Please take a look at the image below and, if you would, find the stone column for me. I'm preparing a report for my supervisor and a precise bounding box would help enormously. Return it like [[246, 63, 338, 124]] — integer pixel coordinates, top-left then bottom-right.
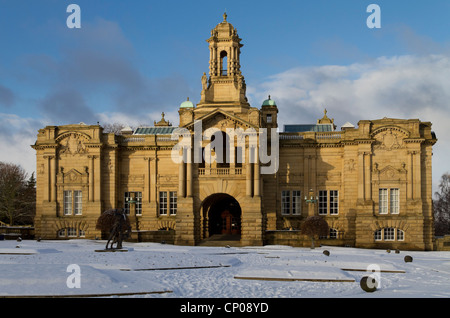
[[186, 149, 193, 198], [144, 157, 151, 203], [246, 146, 253, 197], [88, 155, 94, 202], [253, 146, 260, 197], [94, 155, 101, 202], [358, 151, 365, 201], [364, 152, 372, 200], [179, 159, 186, 198]]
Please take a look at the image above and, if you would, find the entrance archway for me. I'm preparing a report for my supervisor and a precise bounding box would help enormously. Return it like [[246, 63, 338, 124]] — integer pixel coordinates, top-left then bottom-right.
[[201, 193, 241, 240]]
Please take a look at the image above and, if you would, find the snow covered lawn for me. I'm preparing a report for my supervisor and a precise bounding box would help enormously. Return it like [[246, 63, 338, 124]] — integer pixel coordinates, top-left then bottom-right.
[[1, 239, 449, 298]]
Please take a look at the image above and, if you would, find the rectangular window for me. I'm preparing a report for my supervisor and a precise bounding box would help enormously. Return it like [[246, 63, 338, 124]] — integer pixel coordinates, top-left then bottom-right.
[[74, 190, 82, 215], [379, 188, 399, 214], [329, 229, 338, 239], [159, 191, 168, 216], [329, 190, 339, 215], [124, 192, 131, 215], [390, 188, 399, 214], [317, 190, 327, 215], [67, 228, 77, 237], [169, 191, 177, 215], [384, 227, 395, 241], [124, 192, 142, 215], [266, 114, 272, 123], [135, 192, 142, 215], [379, 188, 388, 214], [64, 191, 72, 215], [292, 191, 301, 215], [281, 191, 290, 215]]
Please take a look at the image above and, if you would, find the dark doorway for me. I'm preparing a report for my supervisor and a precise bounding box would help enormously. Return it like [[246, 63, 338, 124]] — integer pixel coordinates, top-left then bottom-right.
[[202, 193, 241, 239]]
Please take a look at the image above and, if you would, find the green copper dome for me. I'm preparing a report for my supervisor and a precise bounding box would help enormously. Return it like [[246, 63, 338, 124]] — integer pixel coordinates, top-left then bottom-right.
[[262, 95, 276, 106], [180, 97, 194, 108]]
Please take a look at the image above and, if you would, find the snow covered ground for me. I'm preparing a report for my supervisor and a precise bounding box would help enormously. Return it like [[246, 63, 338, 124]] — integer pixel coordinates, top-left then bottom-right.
[[1, 239, 450, 298]]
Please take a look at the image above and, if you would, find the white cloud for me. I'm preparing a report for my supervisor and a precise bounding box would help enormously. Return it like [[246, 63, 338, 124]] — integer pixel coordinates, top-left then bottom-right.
[[0, 114, 44, 176], [248, 54, 450, 193]]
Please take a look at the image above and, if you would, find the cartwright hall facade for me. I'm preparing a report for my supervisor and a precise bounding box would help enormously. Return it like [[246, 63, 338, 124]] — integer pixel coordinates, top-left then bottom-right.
[[32, 14, 437, 250]]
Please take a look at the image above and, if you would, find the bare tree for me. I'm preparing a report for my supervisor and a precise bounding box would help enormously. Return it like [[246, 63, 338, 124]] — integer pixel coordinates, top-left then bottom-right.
[[0, 162, 35, 225], [434, 173, 450, 236], [102, 123, 126, 135], [300, 215, 329, 248]]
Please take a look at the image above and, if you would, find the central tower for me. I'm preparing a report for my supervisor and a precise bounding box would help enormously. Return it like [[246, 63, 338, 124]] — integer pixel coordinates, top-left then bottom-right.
[[197, 13, 250, 111]]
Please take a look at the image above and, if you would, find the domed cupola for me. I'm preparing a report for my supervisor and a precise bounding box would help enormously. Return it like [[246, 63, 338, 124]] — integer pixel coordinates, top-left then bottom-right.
[[180, 97, 194, 109]]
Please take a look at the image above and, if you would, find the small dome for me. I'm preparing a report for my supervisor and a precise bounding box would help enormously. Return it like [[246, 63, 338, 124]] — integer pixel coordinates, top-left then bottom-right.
[[262, 95, 276, 106], [180, 97, 194, 109]]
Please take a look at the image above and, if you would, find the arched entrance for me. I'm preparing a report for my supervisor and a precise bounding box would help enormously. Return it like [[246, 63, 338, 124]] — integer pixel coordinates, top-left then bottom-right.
[[201, 193, 241, 241]]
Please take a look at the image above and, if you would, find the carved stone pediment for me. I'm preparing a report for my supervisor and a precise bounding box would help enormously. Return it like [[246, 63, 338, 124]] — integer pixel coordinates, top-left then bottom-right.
[[58, 168, 88, 185], [372, 127, 409, 151], [57, 132, 90, 156], [374, 164, 406, 182]]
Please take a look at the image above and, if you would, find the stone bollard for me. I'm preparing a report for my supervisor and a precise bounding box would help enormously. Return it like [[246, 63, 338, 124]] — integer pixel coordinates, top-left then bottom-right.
[[360, 276, 378, 292], [404, 255, 413, 263]]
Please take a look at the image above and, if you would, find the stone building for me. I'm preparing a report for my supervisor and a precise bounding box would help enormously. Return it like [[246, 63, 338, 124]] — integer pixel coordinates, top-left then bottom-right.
[[32, 14, 437, 250]]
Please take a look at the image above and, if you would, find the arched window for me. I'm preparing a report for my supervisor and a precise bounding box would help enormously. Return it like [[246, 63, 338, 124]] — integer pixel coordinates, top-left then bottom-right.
[[220, 51, 228, 76]]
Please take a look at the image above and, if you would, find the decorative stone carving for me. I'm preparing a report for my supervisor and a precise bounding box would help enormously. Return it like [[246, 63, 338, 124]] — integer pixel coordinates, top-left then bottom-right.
[[372, 127, 408, 151], [59, 133, 89, 155]]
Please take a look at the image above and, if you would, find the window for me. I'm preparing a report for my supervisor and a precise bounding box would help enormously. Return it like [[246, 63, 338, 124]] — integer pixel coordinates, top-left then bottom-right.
[[266, 114, 272, 123], [374, 228, 405, 241], [159, 191, 168, 215], [329, 228, 338, 239], [390, 189, 399, 214], [136, 192, 142, 215], [318, 190, 327, 215], [58, 228, 85, 238], [281, 191, 290, 215], [330, 190, 339, 215], [397, 229, 404, 241], [384, 227, 395, 241], [374, 229, 382, 241], [281, 190, 301, 215], [292, 191, 301, 215], [124, 192, 142, 215], [319, 190, 339, 215], [379, 188, 400, 214], [64, 191, 72, 215], [67, 227, 77, 237], [379, 189, 388, 214], [63, 190, 82, 215], [74, 190, 82, 215], [169, 191, 177, 215]]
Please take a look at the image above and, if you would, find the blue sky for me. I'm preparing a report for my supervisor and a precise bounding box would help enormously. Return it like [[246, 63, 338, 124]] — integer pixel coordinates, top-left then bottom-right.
[[0, 0, 450, 192]]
